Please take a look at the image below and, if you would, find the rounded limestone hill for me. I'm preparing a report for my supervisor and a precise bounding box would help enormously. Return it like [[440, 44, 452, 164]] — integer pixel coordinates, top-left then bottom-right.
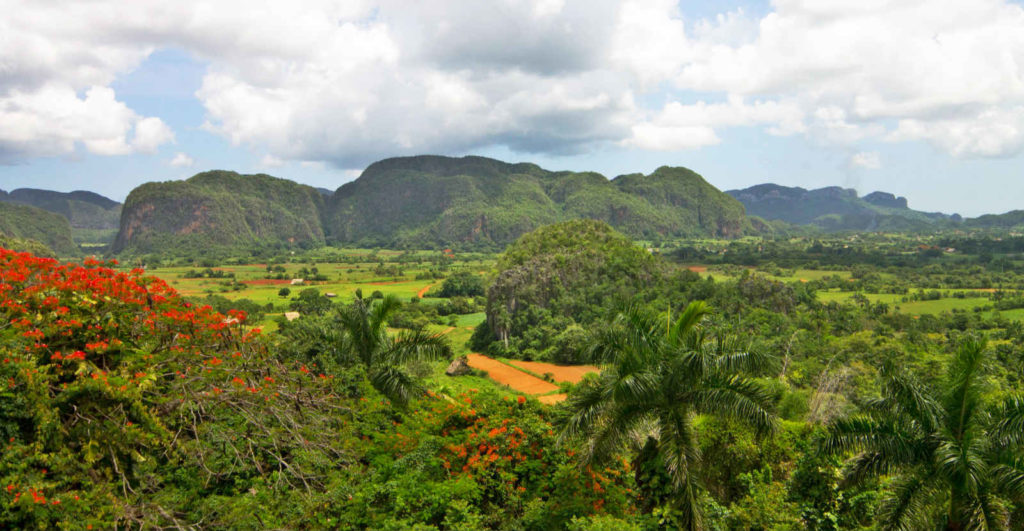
[[112, 170, 327, 255], [324, 155, 754, 250], [474, 219, 671, 361]]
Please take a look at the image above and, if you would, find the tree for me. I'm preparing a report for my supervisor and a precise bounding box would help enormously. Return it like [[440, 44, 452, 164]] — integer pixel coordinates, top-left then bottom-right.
[[278, 287, 291, 297], [822, 338, 1024, 530], [561, 301, 777, 530], [336, 293, 452, 407]]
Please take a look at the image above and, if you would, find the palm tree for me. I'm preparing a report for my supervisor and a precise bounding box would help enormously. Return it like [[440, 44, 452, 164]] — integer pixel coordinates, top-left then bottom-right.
[[822, 338, 1024, 530], [561, 301, 777, 530], [336, 292, 451, 407]]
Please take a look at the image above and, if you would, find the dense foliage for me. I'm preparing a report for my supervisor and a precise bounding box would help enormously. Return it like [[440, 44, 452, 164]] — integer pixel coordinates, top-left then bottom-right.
[[6, 210, 1024, 529], [474, 220, 678, 362]]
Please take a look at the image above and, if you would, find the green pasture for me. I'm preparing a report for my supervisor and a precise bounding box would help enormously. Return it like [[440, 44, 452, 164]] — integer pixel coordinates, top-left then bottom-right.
[[816, 290, 997, 316]]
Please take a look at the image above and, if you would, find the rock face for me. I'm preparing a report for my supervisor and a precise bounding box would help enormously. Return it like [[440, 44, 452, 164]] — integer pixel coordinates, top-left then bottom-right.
[[445, 355, 473, 376]]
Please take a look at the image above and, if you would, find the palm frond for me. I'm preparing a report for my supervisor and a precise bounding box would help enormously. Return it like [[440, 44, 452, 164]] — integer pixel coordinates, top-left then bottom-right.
[[877, 371, 943, 434], [992, 394, 1024, 448], [944, 338, 988, 440], [380, 329, 451, 365], [821, 416, 921, 462], [991, 455, 1024, 502], [690, 375, 778, 436], [876, 473, 937, 531], [368, 365, 419, 408]]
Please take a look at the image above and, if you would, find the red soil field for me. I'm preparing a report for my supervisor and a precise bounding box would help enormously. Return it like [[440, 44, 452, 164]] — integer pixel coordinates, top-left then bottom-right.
[[465, 354, 560, 396], [507, 360, 599, 384], [687, 266, 708, 273]]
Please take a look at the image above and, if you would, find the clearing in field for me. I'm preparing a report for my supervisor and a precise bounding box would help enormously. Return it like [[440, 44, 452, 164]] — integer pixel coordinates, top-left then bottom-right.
[[465, 353, 560, 396], [507, 360, 599, 383]]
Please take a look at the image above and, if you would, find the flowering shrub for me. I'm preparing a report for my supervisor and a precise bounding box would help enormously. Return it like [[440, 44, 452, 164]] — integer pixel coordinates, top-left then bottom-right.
[[343, 390, 638, 529], [0, 249, 347, 529]]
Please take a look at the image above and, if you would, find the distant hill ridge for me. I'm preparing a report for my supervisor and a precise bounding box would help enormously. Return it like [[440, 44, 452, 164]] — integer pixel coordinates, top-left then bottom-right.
[[726, 183, 960, 232], [0, 188, 122, 230], [0, 201, 76, 255], [114, 155, 753, 254]]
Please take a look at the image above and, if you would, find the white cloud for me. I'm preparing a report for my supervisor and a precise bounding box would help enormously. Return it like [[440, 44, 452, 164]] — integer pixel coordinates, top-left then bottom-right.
[[850, 151, 881, 170], [5, 0, 1024, 166], [669, 0, 1024, 157], [169, 152, 194, 167], [259, 154, 285, 168]]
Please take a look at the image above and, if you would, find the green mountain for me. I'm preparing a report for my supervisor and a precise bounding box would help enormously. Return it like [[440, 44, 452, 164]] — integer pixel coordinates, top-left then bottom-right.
[[111, 170, 327, 254], [0, 202, 77, 256], [323, 155, 750, 250], [0, 188, 122, 230], [964, 210, 1024, 230], [726, 184, 960, 232]]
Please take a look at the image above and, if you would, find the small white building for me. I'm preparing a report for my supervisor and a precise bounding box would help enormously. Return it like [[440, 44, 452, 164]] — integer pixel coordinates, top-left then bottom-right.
[[290, 278, 304, 285]]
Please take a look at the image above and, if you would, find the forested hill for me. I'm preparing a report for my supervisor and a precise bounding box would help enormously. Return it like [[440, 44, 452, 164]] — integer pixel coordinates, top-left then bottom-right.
[[727, 183, 961, 232], [0, 188, 122, 230], [111, 170, 327, 254], [0, 201, 76, 255], [111, 156, 752, 254], [323, 155, 751, 250]]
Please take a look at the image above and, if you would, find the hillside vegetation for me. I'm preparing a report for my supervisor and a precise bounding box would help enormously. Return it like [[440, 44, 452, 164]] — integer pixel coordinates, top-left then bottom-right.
[[113, 156, 752, 255], [0, 202, 77, 256], [0, 188, 121, 230], [325, 155, 751, 250], [112, 170, 327, 254]]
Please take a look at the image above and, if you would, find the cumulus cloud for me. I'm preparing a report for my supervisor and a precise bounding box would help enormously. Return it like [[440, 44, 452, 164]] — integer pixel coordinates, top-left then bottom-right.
[[850, 151, 881, 170], [169, 152, 194, 167], [5, 0, 1024, 166]]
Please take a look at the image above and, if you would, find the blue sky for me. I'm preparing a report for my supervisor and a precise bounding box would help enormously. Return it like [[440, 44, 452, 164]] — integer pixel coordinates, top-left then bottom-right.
[[2, 0, 1024, 217]]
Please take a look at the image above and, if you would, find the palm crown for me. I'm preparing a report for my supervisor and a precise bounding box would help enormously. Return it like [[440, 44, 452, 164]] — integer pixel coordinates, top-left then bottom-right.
[[822, 338, 1024, 530], [336, 293, 451, 407], [561, 301, 778, 530]]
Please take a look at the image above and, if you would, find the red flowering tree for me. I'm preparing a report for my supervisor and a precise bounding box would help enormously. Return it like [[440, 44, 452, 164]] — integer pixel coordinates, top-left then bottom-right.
[[0, 249, 352, 528]]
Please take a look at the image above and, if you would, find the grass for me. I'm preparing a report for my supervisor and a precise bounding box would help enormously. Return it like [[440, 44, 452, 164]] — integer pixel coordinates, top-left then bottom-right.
[[142, 251, 496, 327], [815, 290, 999, 316]]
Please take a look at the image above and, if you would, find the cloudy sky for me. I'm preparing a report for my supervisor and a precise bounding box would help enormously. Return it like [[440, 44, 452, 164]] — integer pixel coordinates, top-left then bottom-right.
[[2, 0, 1024, 216]]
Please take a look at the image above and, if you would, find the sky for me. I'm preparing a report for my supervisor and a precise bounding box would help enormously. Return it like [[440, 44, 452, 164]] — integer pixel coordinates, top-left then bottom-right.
[[2, 0, 1024, 217]]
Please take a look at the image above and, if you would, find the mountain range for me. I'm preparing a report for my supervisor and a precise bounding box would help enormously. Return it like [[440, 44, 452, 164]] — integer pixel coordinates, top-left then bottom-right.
[[8, 155, 1024, 257], [113, 156, 752, 254], [0, 188, 122, 231], [726, 184, 961, 232]]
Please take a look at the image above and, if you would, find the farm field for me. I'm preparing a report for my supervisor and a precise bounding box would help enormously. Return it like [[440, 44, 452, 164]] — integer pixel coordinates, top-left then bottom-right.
[[139, 250, 496, 327]]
